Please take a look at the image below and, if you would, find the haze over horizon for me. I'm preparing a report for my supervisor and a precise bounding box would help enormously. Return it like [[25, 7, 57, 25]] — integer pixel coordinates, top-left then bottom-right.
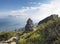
[[0, 0, 60, 31]]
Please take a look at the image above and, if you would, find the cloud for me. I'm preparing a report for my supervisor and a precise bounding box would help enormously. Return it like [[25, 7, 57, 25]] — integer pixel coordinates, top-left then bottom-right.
[[0, 0, 60, 22], [30, 2, 41, 5]]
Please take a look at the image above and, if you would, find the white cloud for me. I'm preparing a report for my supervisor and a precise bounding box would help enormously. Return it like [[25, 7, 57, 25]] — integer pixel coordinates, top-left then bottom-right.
[[30, 2, 41, 5], [0, 0, 60, 22]]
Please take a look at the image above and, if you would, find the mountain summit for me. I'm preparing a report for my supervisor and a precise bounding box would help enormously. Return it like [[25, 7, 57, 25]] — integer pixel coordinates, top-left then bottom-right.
[[38, 14, 58, 25]]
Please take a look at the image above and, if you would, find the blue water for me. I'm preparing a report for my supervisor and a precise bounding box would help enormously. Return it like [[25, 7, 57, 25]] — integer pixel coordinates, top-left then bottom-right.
[[0, 17, 26, 31]]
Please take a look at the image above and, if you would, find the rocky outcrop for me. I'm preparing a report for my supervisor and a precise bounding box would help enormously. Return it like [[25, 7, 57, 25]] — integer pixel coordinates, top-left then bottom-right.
[[38, 14, 58, 25], [25, 18, 34, 32]]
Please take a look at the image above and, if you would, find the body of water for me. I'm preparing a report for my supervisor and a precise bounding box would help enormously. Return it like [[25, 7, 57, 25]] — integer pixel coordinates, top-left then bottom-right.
[[0, 17, 26, 31]]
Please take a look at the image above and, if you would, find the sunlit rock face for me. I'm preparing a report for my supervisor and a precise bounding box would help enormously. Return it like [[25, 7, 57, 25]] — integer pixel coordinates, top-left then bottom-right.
[[25, 18, 34, 32]]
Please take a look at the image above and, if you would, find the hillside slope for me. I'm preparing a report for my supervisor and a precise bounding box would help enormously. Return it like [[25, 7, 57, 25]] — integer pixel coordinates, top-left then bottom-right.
[[18, 17, 60, 44], [0, 15, 60, 44]]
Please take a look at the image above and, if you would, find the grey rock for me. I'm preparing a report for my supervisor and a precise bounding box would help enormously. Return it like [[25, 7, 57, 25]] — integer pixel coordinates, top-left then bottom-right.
[[38, 14, 58, 25], [25, 18, 34, 32]]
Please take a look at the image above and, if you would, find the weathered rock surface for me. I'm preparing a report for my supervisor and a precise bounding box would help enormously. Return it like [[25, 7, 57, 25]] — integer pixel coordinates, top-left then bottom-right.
[[38, 14, 58, 25], [25, 18, 34, 32]]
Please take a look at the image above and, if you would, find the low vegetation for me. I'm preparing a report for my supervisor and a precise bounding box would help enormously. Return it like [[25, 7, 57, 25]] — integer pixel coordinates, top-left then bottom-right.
[[0, 15, 60, 44], [18, 18, 60, 44]]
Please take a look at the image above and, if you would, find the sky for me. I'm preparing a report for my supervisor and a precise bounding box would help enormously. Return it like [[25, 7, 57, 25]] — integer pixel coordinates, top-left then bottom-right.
[[0, 0, 60, 22], [0, 0, 50, 11]]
